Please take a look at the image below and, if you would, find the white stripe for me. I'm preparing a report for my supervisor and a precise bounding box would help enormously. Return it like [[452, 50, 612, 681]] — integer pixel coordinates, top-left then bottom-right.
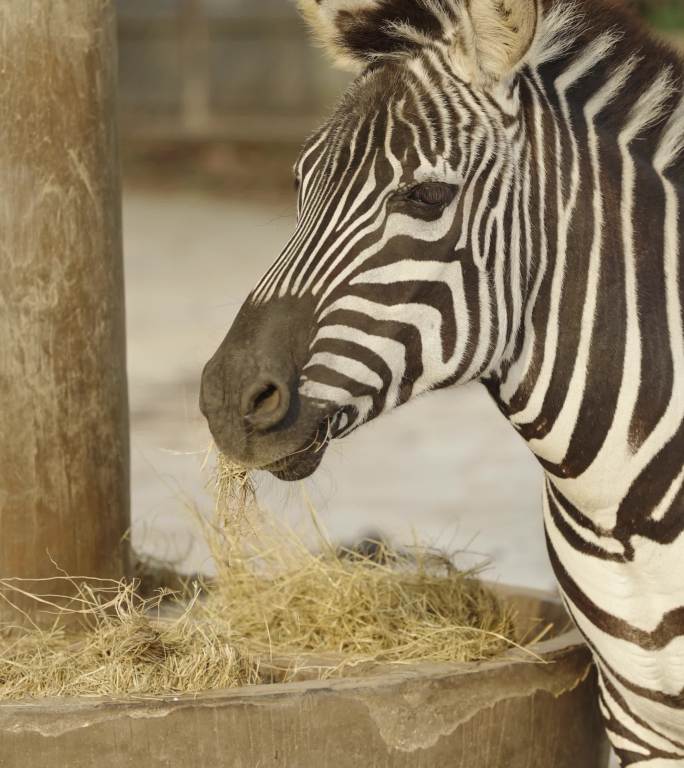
[[510, 32, 619, 428], [305, 352, 383, 391], [527, 56, 638, 462]]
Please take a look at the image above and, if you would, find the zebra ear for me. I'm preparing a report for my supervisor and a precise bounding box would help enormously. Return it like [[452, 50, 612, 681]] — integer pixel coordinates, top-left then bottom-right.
[[297, 0, 537, 83], [297, 0, 443, 73], [460, 0, 538, 85], [297, 0, 382, 72]]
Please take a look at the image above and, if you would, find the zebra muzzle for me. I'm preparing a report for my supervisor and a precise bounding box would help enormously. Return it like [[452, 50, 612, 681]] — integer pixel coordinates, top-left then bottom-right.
[[199, 295, 333, 480]]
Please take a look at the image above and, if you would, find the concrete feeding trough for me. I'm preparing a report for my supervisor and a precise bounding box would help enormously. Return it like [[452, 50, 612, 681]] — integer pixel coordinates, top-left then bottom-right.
[[0, 586, 610, 768]]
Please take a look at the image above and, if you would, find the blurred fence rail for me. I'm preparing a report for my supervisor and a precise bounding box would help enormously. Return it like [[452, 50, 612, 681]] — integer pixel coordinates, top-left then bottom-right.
[[117, 0, 350, 144]]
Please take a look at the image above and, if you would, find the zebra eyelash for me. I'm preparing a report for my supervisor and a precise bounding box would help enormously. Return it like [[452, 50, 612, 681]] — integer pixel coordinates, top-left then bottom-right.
[[393, 181, 459, 214]]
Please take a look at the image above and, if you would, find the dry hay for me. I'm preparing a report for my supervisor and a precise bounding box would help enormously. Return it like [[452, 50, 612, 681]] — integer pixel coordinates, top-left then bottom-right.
[[212, 454, 258, 531], [202, 523, 519, 672], [0, 580, 258, 700], [0, 455, 537, 701]]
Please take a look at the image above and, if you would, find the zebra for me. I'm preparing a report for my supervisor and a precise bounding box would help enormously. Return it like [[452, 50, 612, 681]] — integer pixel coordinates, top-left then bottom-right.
[[199, 0, 684, 764]]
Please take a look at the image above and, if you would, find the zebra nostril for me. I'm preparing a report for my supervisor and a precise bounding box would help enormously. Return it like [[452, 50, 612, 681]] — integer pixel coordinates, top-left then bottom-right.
[[241, 379, 290, 430], [252, 384, 280, 415]]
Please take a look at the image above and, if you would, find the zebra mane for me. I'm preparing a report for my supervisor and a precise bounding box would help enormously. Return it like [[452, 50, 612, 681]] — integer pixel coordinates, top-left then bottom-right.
[[531, 0, 684, 171], [531, 0, 684, 72]]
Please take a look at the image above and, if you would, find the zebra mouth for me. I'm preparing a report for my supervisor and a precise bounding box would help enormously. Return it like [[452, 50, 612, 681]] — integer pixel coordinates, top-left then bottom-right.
[[261, 407, 357, 481], [265, 446, 328, 481], [263, 416, 333, 481]]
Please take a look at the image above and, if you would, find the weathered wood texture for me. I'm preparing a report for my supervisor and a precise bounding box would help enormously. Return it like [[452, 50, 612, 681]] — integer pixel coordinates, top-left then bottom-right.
[[0, 0, 130, 620], [0, 590, 610, 768]]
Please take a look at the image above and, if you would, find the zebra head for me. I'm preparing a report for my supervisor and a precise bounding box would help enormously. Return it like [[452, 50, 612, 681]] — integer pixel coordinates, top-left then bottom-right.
[[200, 0, 538, 480]]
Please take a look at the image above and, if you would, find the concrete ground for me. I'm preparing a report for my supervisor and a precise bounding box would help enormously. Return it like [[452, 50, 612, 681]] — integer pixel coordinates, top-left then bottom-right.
[[123, 184, 554, 591]]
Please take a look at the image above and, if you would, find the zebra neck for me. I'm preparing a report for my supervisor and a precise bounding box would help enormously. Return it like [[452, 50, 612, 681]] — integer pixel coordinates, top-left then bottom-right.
[[486, 7, 684, 519]]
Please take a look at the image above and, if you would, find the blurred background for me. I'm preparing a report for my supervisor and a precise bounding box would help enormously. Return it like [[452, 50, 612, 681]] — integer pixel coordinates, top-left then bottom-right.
[[118, 0, 684, 589]]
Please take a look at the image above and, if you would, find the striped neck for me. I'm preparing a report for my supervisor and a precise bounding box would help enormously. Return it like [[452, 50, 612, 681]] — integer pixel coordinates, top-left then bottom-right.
[[488, 8, 684, 516]]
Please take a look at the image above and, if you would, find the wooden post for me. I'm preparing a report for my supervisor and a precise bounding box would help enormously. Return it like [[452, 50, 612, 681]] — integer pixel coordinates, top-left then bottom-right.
[[0, 1, 130, 622]]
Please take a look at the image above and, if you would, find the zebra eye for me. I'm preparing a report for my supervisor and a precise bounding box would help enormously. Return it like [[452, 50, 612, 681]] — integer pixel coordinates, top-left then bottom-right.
[[406, 182, 456, 209]]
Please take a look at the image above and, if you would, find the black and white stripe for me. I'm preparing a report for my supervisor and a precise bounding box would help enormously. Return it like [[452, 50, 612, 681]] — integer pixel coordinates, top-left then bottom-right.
[[249, 2, 684, 763]]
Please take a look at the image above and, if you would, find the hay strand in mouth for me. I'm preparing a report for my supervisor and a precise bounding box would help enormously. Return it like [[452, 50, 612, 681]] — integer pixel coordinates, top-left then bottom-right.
[[0, 453, 533, 700], [214, 454, 255, 514], [209, 453, 259, 542]]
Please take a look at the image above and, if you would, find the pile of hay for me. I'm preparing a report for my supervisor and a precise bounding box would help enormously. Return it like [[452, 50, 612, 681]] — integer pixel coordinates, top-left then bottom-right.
[[0, 455, 530, 700], [0, 579, 258, 700]]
